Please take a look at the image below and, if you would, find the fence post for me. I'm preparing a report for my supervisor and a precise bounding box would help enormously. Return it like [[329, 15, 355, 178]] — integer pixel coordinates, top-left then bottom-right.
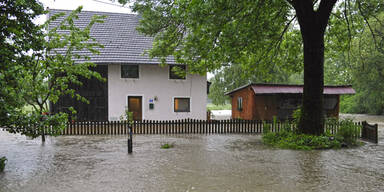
[[128, 123, 133, 154], [375, 123, 378, 143]]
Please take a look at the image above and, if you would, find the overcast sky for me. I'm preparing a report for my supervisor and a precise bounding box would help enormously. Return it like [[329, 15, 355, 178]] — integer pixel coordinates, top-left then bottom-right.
[[39, 0, 131, 13], [36, 0, 132, 24]]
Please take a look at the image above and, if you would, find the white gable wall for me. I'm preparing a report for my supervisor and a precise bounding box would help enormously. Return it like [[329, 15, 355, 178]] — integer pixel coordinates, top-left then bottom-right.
[[108, 64, 207, 120]]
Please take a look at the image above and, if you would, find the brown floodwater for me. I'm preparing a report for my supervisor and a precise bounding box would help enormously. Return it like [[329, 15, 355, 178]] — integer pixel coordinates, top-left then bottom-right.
[[1, 114, 384, 192]]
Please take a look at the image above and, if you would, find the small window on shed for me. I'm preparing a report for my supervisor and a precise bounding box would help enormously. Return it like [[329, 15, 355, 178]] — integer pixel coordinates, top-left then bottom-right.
[[237, 97, 243, 111], [121, 64, 139, 78]]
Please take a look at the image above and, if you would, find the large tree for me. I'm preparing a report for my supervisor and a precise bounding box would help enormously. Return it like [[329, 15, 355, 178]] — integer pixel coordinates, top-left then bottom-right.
[[1, 3, 105, 142], [119, 0, 384, 135], [1, 0, 45, 128]]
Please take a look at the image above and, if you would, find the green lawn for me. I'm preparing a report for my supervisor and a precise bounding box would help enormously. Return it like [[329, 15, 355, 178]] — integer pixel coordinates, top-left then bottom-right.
[[207, 103, 232, 110]]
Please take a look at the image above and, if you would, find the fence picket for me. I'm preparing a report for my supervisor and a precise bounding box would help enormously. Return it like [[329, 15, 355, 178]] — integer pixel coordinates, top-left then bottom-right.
[[57, 119, 369, 143]]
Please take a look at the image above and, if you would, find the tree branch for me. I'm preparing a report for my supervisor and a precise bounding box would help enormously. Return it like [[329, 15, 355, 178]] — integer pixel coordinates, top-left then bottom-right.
[[318, 0, 338, 31], [357, 0, 378, 50], [343, 0, 352, 64]]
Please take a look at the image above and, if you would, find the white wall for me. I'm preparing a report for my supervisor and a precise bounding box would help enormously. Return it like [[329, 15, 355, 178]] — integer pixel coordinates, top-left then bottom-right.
[[108, 64, 207, 120]]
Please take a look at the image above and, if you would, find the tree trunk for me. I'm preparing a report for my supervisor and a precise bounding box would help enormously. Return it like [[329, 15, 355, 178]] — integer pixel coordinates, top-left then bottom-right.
[[292, 0, 337, 135], [299, 31, 325, 135]]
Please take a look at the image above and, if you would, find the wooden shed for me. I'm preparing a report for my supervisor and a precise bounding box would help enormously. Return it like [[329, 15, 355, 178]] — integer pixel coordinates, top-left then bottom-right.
[[225, 84, 355, 121]]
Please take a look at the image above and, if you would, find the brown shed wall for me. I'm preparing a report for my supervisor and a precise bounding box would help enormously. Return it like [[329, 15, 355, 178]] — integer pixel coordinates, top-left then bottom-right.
[[230, 92, 341, 121], [324, 95, 340, 118], [253, 95, 278, 121], [231, 87, 255, 120]]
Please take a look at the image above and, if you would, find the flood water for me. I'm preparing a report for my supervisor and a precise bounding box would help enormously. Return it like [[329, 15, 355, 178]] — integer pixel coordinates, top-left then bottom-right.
[[1, 115, 384, 192]]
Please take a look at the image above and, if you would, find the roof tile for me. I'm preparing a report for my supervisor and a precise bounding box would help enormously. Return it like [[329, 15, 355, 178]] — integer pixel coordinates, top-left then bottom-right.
[[48, 9, 176, 64]]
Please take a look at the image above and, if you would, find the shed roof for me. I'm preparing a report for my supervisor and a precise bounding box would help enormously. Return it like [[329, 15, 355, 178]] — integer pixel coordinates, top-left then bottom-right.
[[225, 83, 356, 95], [48, 9, 176, 64]]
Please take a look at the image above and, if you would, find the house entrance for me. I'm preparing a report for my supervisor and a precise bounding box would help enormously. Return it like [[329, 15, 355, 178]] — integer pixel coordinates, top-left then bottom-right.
[[128, 96, 142, 121]]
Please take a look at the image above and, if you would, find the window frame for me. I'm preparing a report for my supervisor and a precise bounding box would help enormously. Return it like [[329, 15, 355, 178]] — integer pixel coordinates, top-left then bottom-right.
[[237, 97, 243, 111], [174, 97, 190, 112], [121, 64, 139, 79], [169, 65, 186, 80]]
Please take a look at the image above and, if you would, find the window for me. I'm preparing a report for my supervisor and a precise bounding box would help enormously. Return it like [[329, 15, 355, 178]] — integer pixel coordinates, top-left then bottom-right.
[[237, 97, 243, 111], [169, 65, 186, 79], [121, 64, 139, 78], [174, 98, 190, 112]]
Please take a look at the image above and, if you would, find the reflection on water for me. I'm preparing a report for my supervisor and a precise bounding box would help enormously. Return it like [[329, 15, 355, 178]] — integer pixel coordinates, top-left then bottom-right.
[[1, 114, 384, 192]]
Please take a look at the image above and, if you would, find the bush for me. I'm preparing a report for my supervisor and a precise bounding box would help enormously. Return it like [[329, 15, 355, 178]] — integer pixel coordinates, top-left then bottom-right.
[[335, 119, 360, 146], [161, 142, 174, 149], [0, 156, 7, 172], [263, 131, 341, 150], [263, 118, 361, 150]]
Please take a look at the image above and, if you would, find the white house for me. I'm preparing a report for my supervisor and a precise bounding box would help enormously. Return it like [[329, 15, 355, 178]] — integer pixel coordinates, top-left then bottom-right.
[[49, 10, 207, 121]]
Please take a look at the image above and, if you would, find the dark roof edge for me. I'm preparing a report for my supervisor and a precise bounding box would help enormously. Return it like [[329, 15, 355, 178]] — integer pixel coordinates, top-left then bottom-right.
[[225, 83, 354, 96], [225, 83, 253, 96], [84, 62, 182, 65]]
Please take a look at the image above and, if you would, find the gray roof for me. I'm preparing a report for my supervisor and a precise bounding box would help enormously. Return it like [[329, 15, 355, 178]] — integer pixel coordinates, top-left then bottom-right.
[[48, 9, 176, 64]]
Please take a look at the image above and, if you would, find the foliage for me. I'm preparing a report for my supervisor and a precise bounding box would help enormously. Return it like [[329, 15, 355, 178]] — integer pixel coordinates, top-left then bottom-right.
[[291, 107, 301, 129], [120, 106, 134, 125], [263, 118, 361, 150], [263, 131, 342, 150], [0, 156, 7, 172], [263, 121, 271, 134], [0, 0, 45, 128], [2, 4, 105, 141], [324, 9, 384, 114], [349, 14, 384, 114], [161, 142, 174, 149], [339, 95, 359, 113], [326, 118, 361, 146]]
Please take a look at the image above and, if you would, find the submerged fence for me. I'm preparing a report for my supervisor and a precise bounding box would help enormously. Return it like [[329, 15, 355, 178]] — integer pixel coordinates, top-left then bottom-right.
[[1, 119, 378, 143], [62, 119, 361, 135], [361, 121, 378, 143]]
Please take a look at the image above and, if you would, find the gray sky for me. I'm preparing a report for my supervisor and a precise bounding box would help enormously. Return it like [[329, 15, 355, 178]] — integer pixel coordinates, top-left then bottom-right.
[[39, 0, 131, 13], [37, 0, 131, 24]]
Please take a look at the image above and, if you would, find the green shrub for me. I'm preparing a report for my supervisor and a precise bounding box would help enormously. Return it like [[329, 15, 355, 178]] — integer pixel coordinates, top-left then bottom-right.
[[161, 143, 174, 149], [0, 156, 7, 172], [263, 121, 271, 134], [263, 118, 361, 150], [335, 119, 360, 146], [263, 131, 342, 150]]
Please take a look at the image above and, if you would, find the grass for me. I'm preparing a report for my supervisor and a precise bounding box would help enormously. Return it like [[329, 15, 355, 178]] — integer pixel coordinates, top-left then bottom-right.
[[161, 142, 174, 149], [207, 103, 231, 110]]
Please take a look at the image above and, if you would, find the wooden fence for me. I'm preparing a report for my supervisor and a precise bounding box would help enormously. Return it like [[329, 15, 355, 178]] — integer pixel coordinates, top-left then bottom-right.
[[62, 119, 362, 136], [64, 119, 267, 135], [361, 121, 378, 143], [2, 119, 378, 143]]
